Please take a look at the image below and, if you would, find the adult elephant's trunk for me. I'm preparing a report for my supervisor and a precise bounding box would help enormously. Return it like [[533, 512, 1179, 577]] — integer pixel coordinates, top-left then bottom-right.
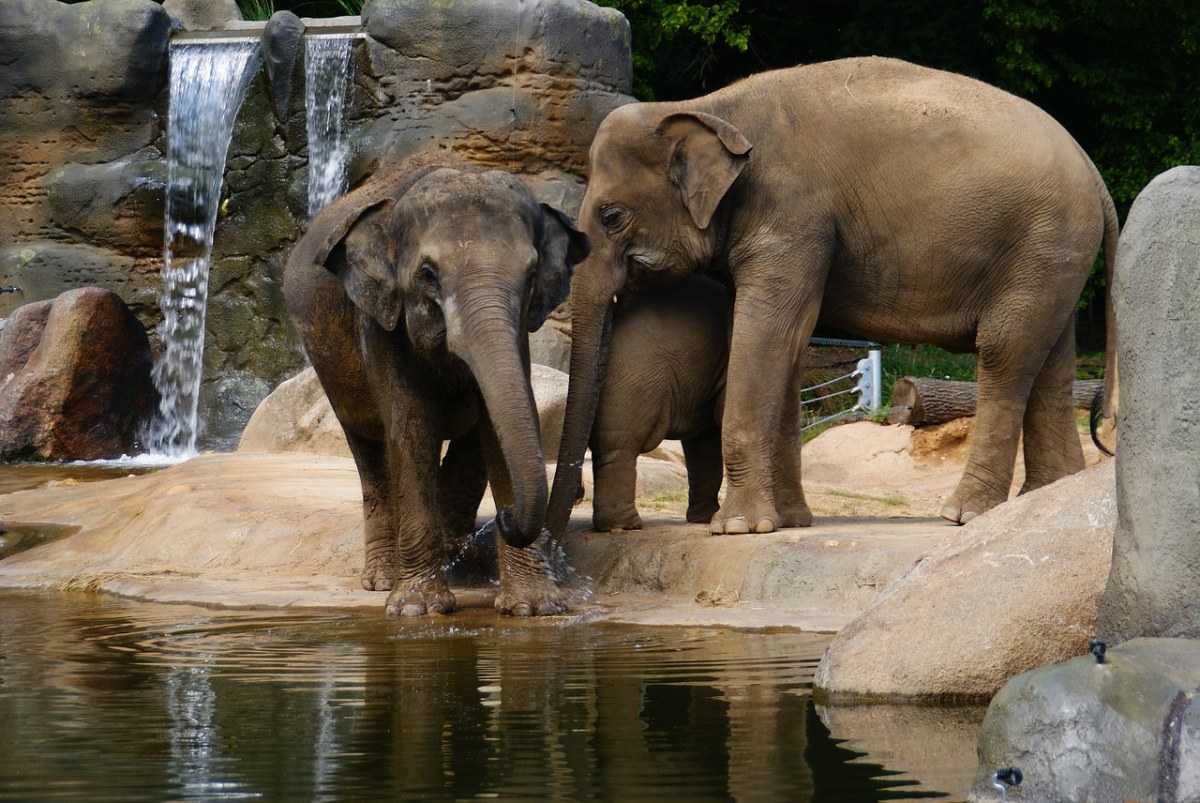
[[546, 284, 615, 536], [455, 305, 548, 549]]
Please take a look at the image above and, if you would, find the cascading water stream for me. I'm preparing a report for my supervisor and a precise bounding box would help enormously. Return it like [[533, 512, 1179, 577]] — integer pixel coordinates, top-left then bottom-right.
[[305, 34, 355, 218], [150, 39, 262, 458]]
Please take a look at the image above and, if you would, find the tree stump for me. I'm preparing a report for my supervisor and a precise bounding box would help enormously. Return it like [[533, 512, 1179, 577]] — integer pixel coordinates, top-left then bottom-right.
[[887, 377, 1105, 426]]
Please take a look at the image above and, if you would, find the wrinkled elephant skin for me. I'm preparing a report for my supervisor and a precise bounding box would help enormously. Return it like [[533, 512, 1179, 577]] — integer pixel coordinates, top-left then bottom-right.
[[285, 155, 588, 616], [590, 275, 729, 531], [549, 56, 1117, 535]]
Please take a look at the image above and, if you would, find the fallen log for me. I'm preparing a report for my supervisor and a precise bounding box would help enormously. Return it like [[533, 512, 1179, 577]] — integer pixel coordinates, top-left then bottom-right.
[[887, 378, 1105, 426]]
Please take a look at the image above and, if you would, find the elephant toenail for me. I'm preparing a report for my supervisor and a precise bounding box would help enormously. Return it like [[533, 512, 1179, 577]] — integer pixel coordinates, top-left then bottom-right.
[[755, 518, 776, 533], [509, 602, 534, 617], [398, 602, 426, 617], [724, 517, 750, 535]]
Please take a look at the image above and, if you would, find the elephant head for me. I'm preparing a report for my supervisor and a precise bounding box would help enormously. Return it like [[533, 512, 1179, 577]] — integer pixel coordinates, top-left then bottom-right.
[[547, 104, 751, 534], [306, 161, 588, 547]]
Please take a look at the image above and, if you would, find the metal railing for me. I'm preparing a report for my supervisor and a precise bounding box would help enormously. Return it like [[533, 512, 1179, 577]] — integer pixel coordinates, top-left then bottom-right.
[[801, 345, 882, 431]]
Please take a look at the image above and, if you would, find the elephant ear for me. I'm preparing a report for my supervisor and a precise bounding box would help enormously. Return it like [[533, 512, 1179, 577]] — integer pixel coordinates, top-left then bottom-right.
[[529, 203, 590, 332], [657, 111, 753, 230], [305, 187, 402, 331]]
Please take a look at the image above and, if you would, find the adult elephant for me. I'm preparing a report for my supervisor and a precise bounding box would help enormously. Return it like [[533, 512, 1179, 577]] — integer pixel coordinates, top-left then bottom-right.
[[285, 155, 588, 616], [549, 56, 1117, 535]]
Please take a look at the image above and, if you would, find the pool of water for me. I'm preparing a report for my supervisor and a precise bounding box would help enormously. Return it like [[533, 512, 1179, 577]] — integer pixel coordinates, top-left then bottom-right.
[[0, 589, 981, 801]]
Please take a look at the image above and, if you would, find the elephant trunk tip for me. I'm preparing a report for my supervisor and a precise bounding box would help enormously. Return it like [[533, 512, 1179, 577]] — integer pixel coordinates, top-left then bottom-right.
[[496, 505, 540, 549]]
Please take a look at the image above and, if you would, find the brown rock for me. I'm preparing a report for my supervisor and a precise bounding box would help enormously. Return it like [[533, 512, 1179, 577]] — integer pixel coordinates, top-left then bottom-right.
[[814, 459, 1117, 701], [0, 287, 158, 460]]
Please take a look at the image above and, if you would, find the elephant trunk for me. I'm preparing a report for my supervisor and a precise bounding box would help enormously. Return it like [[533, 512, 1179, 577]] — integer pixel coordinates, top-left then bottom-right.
[[455, 301, 547, 549], [546, 284, 615, 536]]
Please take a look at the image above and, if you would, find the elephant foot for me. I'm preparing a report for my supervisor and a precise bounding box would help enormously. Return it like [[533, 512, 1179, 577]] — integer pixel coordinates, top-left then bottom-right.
[[361, 564, 395, 592], [592, 507, 643, 532], [384, 580, 456, 617], [778, 502, 814, 528], [685, 500, 719, 523], [494, 582, 569, 617], [939, 481, 1008, 525]]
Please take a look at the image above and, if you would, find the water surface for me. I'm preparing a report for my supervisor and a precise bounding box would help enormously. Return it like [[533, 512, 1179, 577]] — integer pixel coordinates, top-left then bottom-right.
[[0, 590, 979, 801]]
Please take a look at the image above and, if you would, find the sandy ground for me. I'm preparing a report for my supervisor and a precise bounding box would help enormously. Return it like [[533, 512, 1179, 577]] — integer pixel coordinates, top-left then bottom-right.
[[0, 420, 1106, 631]]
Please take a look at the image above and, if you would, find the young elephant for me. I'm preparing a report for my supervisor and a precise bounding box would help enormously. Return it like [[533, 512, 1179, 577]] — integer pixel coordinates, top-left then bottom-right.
[[284, 155, 588, 617], [590, 275, 729, 531]]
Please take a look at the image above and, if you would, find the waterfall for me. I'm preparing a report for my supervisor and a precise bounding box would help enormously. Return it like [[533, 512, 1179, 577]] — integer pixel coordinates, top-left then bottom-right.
[[305, 34, 355, 218], [150, 38, 262, 458]]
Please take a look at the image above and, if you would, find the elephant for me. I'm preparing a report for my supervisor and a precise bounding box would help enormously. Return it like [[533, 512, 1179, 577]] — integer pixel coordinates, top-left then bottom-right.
[[548, 56, 1117, 536], [284, 154, 589, 616], [589, 274, 729, 531]]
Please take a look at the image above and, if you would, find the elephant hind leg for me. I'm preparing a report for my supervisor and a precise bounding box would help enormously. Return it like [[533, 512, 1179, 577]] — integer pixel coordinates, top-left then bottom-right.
[[1020, 319, 1085, 493], [343, 431, 398, 592], [591, 447, 644, 531], [682, 426, 722, 523], [940, 319, 1039, 524], [439, 428, 495, 585]]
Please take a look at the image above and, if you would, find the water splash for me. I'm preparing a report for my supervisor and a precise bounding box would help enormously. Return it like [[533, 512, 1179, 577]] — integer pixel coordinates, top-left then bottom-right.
[[150, 39, 262, 458], [305, 34, 354, 218]]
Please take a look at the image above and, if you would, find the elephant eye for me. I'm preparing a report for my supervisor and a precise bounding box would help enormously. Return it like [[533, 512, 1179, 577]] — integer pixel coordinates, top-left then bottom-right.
[[598, 205, 629, 235], [417, 261, 440, 294]]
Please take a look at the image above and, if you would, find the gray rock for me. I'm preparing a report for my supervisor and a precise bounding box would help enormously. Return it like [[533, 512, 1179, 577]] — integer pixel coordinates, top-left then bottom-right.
[[260, 11, 306, 136], [0, 288, 158, 460], [814, 460, 1116, 701], [529, 322, 572, 374], [0, 0, 169, 101], [1100, 165, 1200, 643], [0, 242, 158, 324], [162, 0, 242, 32], [44, 157, 168, 253], [970, 637, 1200, 802]]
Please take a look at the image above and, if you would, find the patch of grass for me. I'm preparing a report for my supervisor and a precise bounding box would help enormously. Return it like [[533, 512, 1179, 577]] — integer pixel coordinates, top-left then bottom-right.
[[826, 489, 907, 507], [237, 0, 275, 21]]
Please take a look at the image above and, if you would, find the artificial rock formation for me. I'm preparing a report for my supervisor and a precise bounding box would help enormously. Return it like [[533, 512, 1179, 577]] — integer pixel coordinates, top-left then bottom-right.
[[0, 287, 158, 460], [0, 0, 631, 450], [814, 460, 1117, 701], [1099, 165, 1200, 643]]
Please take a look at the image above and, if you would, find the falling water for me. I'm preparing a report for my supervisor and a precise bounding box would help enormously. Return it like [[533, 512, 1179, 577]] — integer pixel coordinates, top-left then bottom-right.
[[150, 39, 262, 458], [305, 34, 355, 218]]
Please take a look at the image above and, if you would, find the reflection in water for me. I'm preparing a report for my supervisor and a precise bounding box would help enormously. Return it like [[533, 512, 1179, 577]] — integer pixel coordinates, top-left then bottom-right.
[[0, 590, 980, 801]]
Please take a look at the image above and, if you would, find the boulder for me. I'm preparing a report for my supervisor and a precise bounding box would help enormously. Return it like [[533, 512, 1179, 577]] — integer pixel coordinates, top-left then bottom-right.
[[0, 287, 158, 460], [238, 367, 351, 458], [814, 460, 1116, 701], [970, 638, 1200, 802], [1100, 165, 1200, 643], [161, 0, 242, 32]]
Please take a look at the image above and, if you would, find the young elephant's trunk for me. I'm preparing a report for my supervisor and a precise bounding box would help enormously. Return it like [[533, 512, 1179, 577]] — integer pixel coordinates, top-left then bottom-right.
[[455, 302, 547, 549], [546, 288, 614, 536]]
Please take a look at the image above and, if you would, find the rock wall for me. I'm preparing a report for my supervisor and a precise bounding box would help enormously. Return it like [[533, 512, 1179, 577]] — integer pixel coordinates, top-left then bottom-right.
[[1098, 165, 1200, 642], [0, 0, 631, 450]]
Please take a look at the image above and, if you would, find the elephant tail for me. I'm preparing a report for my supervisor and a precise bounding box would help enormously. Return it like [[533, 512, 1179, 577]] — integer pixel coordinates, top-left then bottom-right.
[[1098, 174, 1119, 423]]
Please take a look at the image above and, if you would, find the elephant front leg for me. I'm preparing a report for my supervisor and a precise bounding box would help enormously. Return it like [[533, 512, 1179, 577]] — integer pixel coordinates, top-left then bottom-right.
[[711, 286, 818, 535], [495, 532, 570, 616]]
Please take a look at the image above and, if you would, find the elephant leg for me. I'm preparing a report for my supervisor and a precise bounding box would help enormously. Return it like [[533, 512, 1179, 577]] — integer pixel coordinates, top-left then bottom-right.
[[591, 446, 643, 531], [940, 317, 1039, 525], [481, 417, 567, 616], [496, 533, 570, 616], [382, 389, 456, 617], [712, 282, 819, 535], [343, 431, 398, 591], [1020, 318, 1085, 493], [681, 426, 722, 523], [438, 427, 492, 581], [771, 366, 813, 528]]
